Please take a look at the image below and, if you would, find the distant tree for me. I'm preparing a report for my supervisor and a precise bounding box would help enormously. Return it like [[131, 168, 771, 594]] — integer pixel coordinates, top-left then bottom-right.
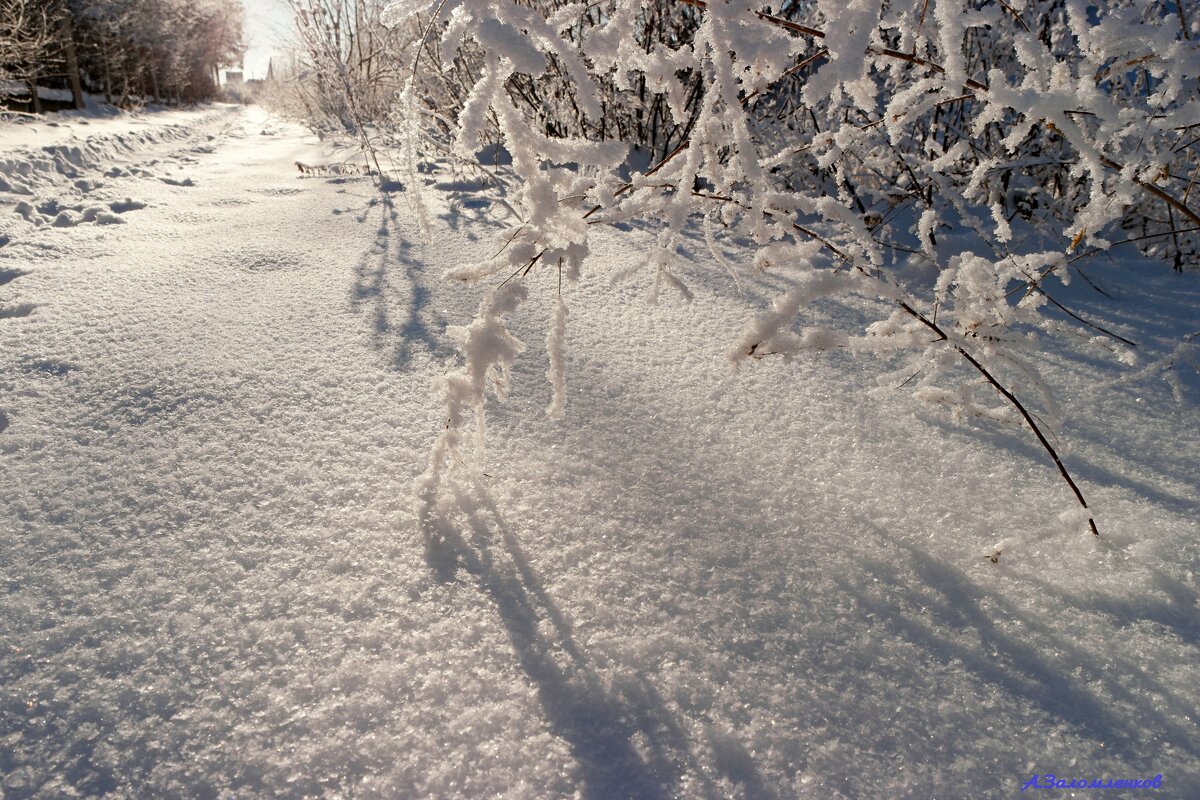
[[1, 0, 243, 109], [0, 0, 64, 111]]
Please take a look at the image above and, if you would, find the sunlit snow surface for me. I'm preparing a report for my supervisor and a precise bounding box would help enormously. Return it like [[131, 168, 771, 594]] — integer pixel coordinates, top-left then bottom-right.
[[1, 106, 1198, 798]]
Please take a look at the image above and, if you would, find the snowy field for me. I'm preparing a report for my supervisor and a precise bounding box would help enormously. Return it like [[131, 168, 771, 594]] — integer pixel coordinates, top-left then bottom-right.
[[1, 105, 1198, 798]]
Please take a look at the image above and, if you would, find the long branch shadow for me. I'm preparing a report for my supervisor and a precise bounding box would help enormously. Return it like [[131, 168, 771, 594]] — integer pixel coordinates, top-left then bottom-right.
[[348, 191, 452, 371], [424, 482, 723, 800], [1021, 564, 1200, 650], [840, 528, 1200, 767], [914, 409, 1199, 519]]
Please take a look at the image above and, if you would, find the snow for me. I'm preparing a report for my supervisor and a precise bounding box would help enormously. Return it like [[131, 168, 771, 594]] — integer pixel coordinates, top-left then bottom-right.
[[2, 105, 1198, 798], [0, 84, 75, 103]]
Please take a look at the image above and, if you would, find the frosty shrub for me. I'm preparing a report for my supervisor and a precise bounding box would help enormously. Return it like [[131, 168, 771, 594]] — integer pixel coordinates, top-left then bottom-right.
[[382, 0, 1200, 544], [282, 1, 413, 134]]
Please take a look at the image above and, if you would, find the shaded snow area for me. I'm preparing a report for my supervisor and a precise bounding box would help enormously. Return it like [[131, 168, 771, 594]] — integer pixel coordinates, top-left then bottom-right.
[[2, 106, 1198, 799]]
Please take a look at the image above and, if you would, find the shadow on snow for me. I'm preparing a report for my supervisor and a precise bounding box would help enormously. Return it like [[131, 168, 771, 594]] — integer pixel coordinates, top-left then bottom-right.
[[424, 483, 734, 800], [347, 191, 452, 372]]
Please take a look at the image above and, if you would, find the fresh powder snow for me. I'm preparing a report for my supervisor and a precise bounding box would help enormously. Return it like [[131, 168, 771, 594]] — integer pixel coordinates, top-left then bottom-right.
[[1, 104, 1198, 799]]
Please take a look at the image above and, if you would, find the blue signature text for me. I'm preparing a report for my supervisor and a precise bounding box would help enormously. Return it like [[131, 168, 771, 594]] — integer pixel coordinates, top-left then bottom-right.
[[1021, 774, 1163, 791]]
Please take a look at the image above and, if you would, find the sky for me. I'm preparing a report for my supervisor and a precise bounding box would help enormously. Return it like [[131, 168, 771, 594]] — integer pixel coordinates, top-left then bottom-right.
[[238, 0, 296, 80]]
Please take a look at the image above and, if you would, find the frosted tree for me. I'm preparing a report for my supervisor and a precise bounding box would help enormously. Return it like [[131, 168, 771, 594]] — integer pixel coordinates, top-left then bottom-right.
[[0, 0, 70, 110], [1, 0, 244, 109], [286, 0, 405, 131], [385, 0, 1200, 546]]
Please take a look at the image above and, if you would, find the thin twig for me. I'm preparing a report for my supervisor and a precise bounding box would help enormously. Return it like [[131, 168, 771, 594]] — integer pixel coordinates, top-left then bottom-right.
[[997, 0, 1032, 32], [498, 251, 542, 288], [743, 49, 829, 105], [1033, 287, 1139, 348]]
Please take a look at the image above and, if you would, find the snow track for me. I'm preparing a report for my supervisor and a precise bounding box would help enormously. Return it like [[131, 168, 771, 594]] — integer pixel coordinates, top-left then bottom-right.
[[0, 106, 238, 196], [1, 107, 1198, 798]]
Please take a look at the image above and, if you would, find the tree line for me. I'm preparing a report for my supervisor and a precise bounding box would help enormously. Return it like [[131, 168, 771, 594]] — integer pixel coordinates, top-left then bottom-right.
[[1, 0, 243, 111]]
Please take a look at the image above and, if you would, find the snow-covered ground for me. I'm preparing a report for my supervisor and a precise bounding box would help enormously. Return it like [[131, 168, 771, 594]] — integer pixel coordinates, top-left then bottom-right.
[[1, 105, 1198, 798]]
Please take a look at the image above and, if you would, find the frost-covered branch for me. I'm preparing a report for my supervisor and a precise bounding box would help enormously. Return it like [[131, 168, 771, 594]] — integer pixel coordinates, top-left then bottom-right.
[[383, 0, 1200, 543]]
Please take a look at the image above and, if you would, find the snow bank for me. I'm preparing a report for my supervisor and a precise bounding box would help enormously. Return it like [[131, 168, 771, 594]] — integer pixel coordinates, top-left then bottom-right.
[[0, 106, 237, 195]]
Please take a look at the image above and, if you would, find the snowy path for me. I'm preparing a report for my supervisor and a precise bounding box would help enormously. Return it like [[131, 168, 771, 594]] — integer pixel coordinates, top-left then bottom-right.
[[2, 107, 1199, 798]]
